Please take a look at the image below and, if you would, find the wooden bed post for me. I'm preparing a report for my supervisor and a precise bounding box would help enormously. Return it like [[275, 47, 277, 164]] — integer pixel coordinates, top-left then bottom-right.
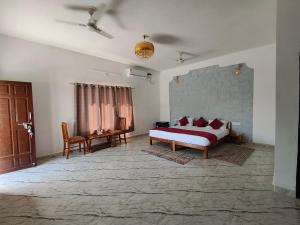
[[203, 148, 208, 159], [149, 136, 227, 160], [171, 141, 176, 152]]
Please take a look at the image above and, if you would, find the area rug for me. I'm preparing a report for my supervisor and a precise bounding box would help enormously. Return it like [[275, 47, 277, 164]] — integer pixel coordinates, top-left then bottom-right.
[[143, 143, 254, 166], [141, 148, 195, 165], [209, 144, 255, 166]]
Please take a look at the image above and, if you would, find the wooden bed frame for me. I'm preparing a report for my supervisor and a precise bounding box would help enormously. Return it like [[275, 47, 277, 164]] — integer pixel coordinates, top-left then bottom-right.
[[149, 123, 232, 159]]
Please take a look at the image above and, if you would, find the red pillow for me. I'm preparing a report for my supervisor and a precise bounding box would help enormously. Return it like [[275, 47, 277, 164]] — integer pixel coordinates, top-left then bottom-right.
[[179, 116, 189, 126], [194, 117, 208, 127], [209, 118, 223, 129]]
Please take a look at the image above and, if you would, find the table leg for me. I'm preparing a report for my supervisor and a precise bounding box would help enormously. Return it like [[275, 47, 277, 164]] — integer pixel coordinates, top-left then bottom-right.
[[123, 133, 127, 144], [108, 135, 114, 147], [88, 139, 92, 153]]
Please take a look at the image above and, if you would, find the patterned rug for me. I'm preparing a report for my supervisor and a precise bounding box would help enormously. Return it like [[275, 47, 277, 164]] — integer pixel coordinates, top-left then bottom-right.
[[209, 143, 255, 166], [141, 148, 195, 165], [142, 143, 254, 166]]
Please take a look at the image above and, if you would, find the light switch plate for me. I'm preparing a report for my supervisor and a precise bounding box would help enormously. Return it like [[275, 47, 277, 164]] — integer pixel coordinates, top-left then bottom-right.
[[232, 122, 241, 126]]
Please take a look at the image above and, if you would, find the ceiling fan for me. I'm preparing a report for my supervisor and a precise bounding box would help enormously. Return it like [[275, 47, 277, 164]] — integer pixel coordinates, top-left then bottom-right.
[[175, 51, 201, 64], [176, 51, 185, 64], [56, 3, 114, 39]]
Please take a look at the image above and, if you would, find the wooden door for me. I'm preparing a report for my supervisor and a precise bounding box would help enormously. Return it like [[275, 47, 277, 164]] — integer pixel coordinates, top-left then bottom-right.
[[0, 81, 36, 174]]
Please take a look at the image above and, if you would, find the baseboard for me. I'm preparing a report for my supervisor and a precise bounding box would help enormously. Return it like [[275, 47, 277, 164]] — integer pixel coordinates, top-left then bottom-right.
[[251, 142, 275, 148], [127, 133, 148, 138], [273, 185, 296, 198], [37, 133, 149, 160], [37, 152, 62, 160]]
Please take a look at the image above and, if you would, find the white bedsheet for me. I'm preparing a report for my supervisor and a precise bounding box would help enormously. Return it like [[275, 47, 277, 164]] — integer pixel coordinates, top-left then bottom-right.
[[149, 125, 229, 147]]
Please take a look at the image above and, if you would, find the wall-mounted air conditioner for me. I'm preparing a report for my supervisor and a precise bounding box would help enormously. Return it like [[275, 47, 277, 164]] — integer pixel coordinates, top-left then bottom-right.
[[125, 68, 152, 79]]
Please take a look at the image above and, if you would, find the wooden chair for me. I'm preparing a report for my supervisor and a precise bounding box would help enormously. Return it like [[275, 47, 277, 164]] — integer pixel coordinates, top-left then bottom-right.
[[116, 117, 127, 144], [61, 122, 86, 159]]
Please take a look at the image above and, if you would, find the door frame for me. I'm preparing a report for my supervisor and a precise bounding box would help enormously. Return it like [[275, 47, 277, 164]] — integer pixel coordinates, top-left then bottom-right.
[[297, 55, 300, 198]]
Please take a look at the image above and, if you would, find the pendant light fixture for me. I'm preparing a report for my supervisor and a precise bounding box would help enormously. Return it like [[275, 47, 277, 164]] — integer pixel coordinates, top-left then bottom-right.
[[134, 35, 155, 59]]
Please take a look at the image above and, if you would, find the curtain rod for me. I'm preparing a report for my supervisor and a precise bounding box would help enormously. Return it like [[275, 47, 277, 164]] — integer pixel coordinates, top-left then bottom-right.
[[69, 82, 134, 89]]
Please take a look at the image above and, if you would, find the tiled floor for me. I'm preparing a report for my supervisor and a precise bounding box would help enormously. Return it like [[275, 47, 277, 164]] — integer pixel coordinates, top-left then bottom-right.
[[0, 136, 299, 225]]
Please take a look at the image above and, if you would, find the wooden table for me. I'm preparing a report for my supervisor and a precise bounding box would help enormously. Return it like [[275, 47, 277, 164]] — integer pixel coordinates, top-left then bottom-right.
[[86, 132, 113, 153], [229, 133, 244, 145], [86, 130, 127, 153], [110, 130, 127, 145]]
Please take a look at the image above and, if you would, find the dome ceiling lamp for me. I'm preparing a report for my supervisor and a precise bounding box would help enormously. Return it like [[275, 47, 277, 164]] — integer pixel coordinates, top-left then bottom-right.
[[134, 35, 155, 59]]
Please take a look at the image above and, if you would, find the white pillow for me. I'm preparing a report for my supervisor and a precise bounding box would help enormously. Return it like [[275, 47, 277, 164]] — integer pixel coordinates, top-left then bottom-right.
[[187, 117, 194, 126], [208, 119, 228, 129]]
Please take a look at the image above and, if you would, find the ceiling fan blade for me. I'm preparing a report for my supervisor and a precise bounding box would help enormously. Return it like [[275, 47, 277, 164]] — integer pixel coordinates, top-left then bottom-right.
[[180, 51, 199, 57], [94, 28, 114, 39], [55, 19, 87, 27], [109, 13, 125, 29], [65, 5, 96, 12], [107, 0, 123, 11], [89, 3, 107, 23], [106, 0, 125, 29]]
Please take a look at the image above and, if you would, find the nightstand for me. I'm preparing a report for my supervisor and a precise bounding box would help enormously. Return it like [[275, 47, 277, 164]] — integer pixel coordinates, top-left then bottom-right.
[[156, 121, 169, 128], [229, 133, 244, 144]]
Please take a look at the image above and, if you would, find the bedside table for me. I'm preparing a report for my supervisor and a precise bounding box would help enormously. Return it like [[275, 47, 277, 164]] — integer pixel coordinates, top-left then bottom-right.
[[230, 133, 244, 144], [156, 121, 169, 128]]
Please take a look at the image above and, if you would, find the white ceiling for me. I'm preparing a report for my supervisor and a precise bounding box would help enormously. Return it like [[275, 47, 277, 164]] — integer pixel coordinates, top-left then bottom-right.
[[0, 0, 276, 71]]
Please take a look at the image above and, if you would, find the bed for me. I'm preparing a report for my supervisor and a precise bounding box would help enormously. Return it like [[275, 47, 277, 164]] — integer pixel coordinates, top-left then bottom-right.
[[149, 123, 231, 159]]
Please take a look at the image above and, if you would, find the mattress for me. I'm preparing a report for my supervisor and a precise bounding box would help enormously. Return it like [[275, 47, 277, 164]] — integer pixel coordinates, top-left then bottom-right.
[[149, 125, 229, 146]]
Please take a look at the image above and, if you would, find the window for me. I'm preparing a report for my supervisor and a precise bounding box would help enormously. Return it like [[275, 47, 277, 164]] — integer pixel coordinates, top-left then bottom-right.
[[75, 84, 134, 135]]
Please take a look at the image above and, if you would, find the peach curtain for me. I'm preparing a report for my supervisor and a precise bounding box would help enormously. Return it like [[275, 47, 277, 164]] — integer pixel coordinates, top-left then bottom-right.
[[114, 87, 134, 131], [76, 84, 134, 136]]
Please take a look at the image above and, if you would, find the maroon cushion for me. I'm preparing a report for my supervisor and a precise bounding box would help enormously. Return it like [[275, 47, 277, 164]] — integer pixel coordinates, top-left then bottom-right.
[[194, 117, 208, 127], [209, 118, 223, 129], [179, 116, 189, 126]]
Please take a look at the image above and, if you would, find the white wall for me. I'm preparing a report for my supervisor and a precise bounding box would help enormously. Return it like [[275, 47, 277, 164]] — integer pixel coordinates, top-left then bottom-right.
[[0, 34, 160, 157], [160, 44, 276, 145], [274, 0, 300, 194]]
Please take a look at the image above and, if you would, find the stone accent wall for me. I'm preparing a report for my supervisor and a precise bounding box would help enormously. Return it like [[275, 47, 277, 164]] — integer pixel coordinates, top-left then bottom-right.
[[169, 64, 254, 142]]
